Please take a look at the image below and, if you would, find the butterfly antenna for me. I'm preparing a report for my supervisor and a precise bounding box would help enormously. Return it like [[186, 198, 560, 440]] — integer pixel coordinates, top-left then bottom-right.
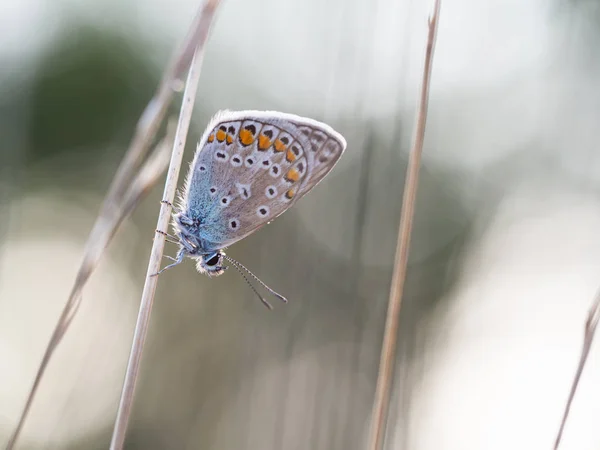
[[226, 262, 273, 310], [223, 254, 288, 304]]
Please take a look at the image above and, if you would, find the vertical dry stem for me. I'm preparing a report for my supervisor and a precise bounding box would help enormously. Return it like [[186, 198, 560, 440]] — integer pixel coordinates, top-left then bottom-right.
[[5, 2, 222, 448], [366, 1, 441, 449], [109, 1, 221, 447], [553, 289, 600, 449]]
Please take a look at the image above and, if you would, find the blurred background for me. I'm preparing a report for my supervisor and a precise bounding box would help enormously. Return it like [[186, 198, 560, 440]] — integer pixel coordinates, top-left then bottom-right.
[[2, 0, 600, 448]]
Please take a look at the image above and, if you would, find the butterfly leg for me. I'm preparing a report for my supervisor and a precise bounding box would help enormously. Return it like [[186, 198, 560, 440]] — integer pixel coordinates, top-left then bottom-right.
[[155, 229, 179, 245], [150, 250, 185, 277], [161, 199, 181, 214]]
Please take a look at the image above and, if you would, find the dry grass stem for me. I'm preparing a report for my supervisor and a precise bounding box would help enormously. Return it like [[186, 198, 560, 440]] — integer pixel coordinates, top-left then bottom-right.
[[366, 1, 441, 449], [553, 289, 600, 449], [4, 131, 172, 450], [5, 1, 223, 447], [109, 1, 221, 447], [120, 118, 178, 217]]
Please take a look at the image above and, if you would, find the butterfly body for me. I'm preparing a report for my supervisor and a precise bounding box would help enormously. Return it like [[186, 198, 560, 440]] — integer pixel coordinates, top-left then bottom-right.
[[163, 110, 346, 293]]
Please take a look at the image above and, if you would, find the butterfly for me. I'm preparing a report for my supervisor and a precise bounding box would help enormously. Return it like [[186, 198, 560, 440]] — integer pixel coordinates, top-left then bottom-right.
[[155, 110, 347, 308]]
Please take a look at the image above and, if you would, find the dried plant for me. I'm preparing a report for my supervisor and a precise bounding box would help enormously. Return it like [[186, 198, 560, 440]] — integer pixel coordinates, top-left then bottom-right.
[[553, 289, 600, 449], [366, 1, 442, 449], [109, 1, 222, 448], [5, 0, 222, 448]]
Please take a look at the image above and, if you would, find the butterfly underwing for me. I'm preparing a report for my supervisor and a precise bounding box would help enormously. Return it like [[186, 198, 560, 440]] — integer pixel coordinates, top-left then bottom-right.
[[157, 110, 346, 307]]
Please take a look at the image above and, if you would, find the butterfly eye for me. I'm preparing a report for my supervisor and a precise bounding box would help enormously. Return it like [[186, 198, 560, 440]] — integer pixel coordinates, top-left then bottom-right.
[[199, 164, 207, 172], [244, 157, 255, 167], [220, 196, 231, 206], [229, 219, 239, 230], [205, 254, 220, 266], [209, 187, 217, 196]]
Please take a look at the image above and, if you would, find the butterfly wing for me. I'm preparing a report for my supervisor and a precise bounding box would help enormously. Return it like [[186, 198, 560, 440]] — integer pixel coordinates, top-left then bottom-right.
[[179, 110, 346, 252]]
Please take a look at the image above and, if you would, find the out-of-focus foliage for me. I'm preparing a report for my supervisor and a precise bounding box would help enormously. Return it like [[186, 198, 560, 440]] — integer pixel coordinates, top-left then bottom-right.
[[28, 26, 158, 162]]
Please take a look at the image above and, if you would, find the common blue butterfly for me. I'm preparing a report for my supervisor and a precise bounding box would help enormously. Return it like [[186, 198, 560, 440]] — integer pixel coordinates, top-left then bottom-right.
[[156, 110, 347, 308]]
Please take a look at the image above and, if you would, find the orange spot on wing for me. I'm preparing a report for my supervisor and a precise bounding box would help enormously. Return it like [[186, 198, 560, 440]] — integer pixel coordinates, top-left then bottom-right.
[[286, 148, 296, 162], [258, 134, 272, 150], [226, 134, 233, 145], [208, 134, 215, 143], [285, 168, 300, 183], [239, 129, 255, 146], [216, 129, 226, 142], [285, 189, 295, 199], [274, 139, 287, 152]]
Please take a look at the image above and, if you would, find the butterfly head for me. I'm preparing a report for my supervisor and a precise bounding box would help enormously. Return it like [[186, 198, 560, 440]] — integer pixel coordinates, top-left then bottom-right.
[[195, 251, 226, 277]]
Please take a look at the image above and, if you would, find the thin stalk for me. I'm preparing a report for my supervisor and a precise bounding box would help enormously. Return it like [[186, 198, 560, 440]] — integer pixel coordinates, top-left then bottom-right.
[[5, 1, 223, 447], [553, 289, 600, 449], [109, 1, 221, 447], [366, 1, 442, 449]]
